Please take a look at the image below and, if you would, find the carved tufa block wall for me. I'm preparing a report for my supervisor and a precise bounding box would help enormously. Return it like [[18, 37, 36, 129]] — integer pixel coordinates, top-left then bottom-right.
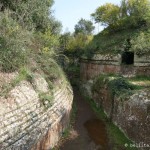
[[0, 72, 73, 150], [80, 53, 150, 81]]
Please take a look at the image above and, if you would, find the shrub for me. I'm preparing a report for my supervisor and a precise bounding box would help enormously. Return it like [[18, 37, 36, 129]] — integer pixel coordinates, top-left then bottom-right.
[[130, 31, 150, 56], [108, 77, 135, 97], [92, 75, 137, 99], [0, 11, 32, 72]]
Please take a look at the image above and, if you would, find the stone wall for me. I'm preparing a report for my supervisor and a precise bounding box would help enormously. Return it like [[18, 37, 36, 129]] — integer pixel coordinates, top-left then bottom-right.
[[0, 72, 73, 150], [80, 81, 150, 149], [134, 55, 150, 67], [80, 61, 121, 81], [80, 53, 150, 80]]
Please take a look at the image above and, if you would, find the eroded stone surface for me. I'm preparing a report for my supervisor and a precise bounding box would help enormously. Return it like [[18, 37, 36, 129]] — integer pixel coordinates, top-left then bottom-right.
[[0, 72, 73, 150], [81, 82, 150, 147]]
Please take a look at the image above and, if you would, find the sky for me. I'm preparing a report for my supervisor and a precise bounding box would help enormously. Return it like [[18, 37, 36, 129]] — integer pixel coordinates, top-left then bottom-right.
[[52, 0, 120, 33]]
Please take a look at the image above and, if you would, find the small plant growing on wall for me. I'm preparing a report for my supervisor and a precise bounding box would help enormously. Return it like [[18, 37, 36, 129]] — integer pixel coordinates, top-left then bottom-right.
[[92, 74, 140, 100], [39, 92, 54, 109]]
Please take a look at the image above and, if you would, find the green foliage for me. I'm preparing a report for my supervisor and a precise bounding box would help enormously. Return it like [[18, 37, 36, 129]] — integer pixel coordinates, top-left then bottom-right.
[[130, 75, 150, 81], [0, 0, 61, 32], [120, 0, 150, 27], [59, 32, 71, 51], [74, 18, 95, 35], [66, 65, 80, 86], [108, 77, 135, 98], [59, 19, 94, 61], [34, 30, 60, 56], [0, 0, 62, 73], [86, 28, 138, 57], [92, 74, 110, 93], [86, 26, 150, 57], [87, 0, 150, 57], [107, 123, 137, 150], [92, 0, 150, 30], [130, 30, 150, 56], [63, 33, 93, 58], [91, 3, 120, 26], [0, 11, 31, 72], [33, 52, 67, 87], [92, 75, 139, 100]]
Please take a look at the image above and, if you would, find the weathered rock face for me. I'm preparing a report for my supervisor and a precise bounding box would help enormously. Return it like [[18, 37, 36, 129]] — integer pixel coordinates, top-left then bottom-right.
[[112, 91, 150, 145], [0, 72, 73, 150], [80, 81, 150, 148]]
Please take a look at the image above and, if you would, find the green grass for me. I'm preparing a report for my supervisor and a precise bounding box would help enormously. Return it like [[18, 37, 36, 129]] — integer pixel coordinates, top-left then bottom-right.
[[129, 75, 150, 81], [85, 28, 138, 58], [84, 95, 137, 150], [85, 25, 149, 58], [128, 75, 150, 89]]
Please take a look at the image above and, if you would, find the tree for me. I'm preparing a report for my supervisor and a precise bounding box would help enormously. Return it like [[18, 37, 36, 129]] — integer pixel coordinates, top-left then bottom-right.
[[74, 18, 95, 35], [0, 0, 62, 32], [120, 0, 150, 27], [59, 32, 71, 51], [91, 0, 150, 29], [91, 3, 120, 26], [0, 0, 62, 72]]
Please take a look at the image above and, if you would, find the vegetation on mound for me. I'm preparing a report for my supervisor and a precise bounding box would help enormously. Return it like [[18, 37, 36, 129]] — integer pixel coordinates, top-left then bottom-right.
[[86, 27, 150, 58], [0, 0, 62, 72], [0, 0, 70, 106], [92, 74, 143, 100], [86, 28, 139, 57], [85, 0, 150, 58]]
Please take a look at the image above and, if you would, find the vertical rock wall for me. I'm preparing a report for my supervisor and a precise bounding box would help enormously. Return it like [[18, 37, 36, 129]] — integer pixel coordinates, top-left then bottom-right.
[[0, 72, 73, 150], [80, 81, 150, 148]]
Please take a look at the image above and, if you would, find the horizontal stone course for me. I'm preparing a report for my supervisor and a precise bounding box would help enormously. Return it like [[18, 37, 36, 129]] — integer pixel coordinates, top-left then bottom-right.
[[0, 73, 73, 150]]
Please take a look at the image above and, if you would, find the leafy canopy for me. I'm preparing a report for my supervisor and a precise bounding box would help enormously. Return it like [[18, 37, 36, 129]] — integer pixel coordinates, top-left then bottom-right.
[[91, 0, 150, 29], [0, 0, 62, 72], [74, 18, 95, 35], [91, 3, 120, 26], [86, 0, 150, 57]]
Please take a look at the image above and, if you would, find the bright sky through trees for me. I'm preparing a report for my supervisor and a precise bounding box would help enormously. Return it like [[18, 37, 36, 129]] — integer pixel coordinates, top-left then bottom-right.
[[53, 0, 119, 33]]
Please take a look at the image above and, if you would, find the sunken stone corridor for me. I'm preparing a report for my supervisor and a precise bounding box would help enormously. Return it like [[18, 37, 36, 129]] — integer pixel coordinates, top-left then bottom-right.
[[0, 0, 150, 150], [0, 53, 150, 150]]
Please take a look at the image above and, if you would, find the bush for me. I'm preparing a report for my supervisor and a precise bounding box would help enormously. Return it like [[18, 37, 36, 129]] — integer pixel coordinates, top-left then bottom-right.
[[0, 11, 31, 72], [108, 77, 135, 97], [92, 75, 137, 99], [131, 31, 150, 56]]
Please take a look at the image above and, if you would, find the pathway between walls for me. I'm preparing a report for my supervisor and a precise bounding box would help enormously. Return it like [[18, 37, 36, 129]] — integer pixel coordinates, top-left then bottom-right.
[[59, 89, 109, 150]]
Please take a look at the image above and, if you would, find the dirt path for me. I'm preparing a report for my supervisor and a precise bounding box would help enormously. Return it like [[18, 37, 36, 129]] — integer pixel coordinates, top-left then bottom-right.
[[59, 89, 109, 150]]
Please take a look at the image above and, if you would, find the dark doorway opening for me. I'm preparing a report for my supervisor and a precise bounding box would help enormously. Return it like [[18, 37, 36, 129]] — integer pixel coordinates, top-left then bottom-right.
[[122, 52, 134, 65]]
